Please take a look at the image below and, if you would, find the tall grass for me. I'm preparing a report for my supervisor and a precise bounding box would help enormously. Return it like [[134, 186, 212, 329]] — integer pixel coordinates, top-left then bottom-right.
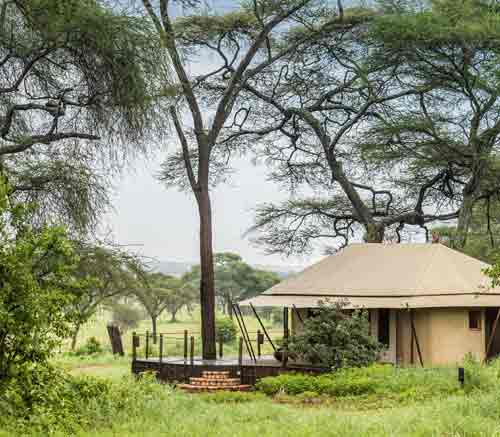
[[3, 366, 500, 437]]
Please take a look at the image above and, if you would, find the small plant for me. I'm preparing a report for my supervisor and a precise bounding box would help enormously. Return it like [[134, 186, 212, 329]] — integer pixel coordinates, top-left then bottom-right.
[[75, 336, 102, 356], [287, 300, 381, 369], [216, 317, 237, 343]]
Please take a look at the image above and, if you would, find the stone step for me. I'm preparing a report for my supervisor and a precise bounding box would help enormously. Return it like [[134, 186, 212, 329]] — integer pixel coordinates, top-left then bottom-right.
[[178, 384, 252, 393], [189, 377, 241, 386], [201, 371, 230, 379]]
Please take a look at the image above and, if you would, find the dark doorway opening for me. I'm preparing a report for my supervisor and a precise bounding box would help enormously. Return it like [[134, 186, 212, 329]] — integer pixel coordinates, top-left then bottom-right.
[[378, 309, 390, 348], [485, 308, 500, 360]]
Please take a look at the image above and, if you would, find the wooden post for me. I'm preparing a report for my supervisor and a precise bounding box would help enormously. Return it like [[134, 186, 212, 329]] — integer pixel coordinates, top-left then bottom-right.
[[486, 309, 500, 360], [292, 305, 304, 324], [257, 330, 262, 358], [281, 347, 288, 368], [238, 337, 243, 366], [190, 336, 195, 367], [183, 330, 188, 362], [218, 334, 223, 359], [132, 332, 137, 362], [159, 334, 164, 364], [238, 337, 244, 383], [410, 309, 424, 367], [249, 302, 276, 351], [283, 307, 289, 340], [145, 331, 150, 360]]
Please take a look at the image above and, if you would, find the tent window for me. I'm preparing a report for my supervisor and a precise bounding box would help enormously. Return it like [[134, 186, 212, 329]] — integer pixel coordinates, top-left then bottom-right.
[[469, 311, 481, 330], [378, 309, 390, 347]]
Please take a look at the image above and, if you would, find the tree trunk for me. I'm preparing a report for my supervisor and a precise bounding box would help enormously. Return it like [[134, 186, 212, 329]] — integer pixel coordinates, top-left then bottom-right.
[[197, 187, 217, 359], [365, 223, 385, 243], [455, 194, 474, 249], [151, 315, 158, 344], [70, 323, 81, 351], [170, 309, 178, 323], [227, 299, 233, 319]]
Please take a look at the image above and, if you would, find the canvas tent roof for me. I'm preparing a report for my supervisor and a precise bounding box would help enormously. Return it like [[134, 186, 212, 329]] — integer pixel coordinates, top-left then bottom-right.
[[239, 243, 500, 309]]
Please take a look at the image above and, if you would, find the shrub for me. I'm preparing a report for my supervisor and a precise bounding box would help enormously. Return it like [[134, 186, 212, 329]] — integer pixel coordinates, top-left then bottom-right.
[[75, 337, 102, 356], [256, 364, 472, 401], [216, 317, 237, 343], [287, 300, 381, 369]]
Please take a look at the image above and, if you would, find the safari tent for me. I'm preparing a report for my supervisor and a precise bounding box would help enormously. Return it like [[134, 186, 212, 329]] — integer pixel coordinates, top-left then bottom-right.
[[240, 243, 500, 366]]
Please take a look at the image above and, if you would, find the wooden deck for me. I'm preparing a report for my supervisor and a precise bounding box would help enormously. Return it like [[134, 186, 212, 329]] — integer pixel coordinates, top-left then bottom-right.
[[132, 355, 327, 386]]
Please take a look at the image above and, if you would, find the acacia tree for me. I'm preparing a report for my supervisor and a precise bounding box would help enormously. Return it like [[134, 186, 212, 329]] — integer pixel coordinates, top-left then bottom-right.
[[67, 244, 144, 350], [183, 252, 281, 318], [361, 0, 500, 249], [140, 0, 336, 358], [134, 272, 196, 339], [226, 1, 500, 254], [0, 0, 164, 234]]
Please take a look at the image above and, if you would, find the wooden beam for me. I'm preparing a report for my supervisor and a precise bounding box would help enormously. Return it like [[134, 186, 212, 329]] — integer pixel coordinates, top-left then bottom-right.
[[292, 305, 304, 324], [486, 308, 500, 360], [410, 309, 424, 367], [283, 307, 289, 340], [249, 302, 276, 351]]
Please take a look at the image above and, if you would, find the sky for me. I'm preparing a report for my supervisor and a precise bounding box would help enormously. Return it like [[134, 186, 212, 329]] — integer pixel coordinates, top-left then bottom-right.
[[105, 152, 317, 268]]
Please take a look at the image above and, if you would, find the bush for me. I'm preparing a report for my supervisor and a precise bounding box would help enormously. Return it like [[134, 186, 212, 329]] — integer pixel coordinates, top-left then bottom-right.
[[256, 365, 471, 401], [216, 317, 237, 343], [75, 336, 102, 356], [287, 300, 381, 369]]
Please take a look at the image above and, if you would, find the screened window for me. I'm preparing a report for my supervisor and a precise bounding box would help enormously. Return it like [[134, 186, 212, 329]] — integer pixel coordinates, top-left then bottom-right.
[[378, 309, 390, 347], [469, 311, 481, 330]]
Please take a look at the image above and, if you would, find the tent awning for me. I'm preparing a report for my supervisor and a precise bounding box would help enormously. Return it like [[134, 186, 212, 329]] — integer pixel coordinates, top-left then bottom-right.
[[239, 293, 500, 309]]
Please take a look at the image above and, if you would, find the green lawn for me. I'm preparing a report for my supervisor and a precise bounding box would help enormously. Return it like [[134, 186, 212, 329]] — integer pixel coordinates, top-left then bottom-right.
[[29, 315, 500, 437]]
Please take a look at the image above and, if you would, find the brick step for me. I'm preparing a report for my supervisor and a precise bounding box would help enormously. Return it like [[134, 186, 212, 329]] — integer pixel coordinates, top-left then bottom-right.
[[189, 377, 241, 386], [178, 384, 252, 393], [201, 371, 230, 379]]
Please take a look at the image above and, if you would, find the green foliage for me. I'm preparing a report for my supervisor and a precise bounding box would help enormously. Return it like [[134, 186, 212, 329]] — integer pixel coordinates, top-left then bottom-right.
[[216, 317, 237, 343], [111, 303, 143, 332], [200, 391, 264, 404], [135, 273, 197, 327], [0, 174, 86, 382], [256, 364, 475, 402], [75, 337, 103, 356], [183, 252, 281, 314], [287, 301, 381, 369]]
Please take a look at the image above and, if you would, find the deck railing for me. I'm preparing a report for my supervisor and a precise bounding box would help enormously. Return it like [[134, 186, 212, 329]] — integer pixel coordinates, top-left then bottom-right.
[[131, 329, 284, 364]]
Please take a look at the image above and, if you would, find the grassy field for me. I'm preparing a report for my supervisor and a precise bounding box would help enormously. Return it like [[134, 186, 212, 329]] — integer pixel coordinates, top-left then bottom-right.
[[30, 314, 500, 437], [65, 308, 282, 360]]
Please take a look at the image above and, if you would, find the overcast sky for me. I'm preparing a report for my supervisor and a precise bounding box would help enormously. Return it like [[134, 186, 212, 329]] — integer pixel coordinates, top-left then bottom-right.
[[104, 152, 318, 268]]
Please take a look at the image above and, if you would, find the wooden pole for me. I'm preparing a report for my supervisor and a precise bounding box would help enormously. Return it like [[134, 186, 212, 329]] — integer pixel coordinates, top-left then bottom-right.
[[410, 309, 424, 367], [257, 330, 262, 358], [238, 337, 244, 383], [132, 332, 137, 362], [283, 307, 289, 340], [145, 331, 150, 360], [292, 305, 304, 324], [183, 330, 188, 362], [190, 336, 195, 367], [218, 334, 223, 359], [159, 334, 163, 364], [249, 302, 276, 351], [235, 304, 256, 361], [486, 308, 500, 360]]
